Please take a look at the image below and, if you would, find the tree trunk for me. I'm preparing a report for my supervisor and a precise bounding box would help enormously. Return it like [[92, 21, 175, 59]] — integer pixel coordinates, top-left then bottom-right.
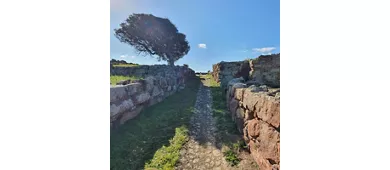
[[168, 60, 174, 66]]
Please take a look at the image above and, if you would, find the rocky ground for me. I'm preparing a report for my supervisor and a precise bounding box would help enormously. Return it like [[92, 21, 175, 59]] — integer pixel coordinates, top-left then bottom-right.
[[175, 78, 258, 170]]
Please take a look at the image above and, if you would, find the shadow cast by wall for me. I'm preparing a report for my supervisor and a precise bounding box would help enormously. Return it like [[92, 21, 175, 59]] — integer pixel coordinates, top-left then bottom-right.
[[110, 76, 200, 170]]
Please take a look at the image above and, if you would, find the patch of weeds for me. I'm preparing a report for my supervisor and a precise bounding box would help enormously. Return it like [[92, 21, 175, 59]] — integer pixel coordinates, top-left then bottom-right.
[[232, 140, 247, 152], [110, 77, 200, 170], [223, 149, 240, 166], [144, 126, 189, 170]]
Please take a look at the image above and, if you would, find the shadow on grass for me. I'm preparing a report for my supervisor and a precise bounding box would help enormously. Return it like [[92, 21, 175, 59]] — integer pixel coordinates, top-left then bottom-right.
[[207, 85, 242, 147], [110, 77, 200, 170]]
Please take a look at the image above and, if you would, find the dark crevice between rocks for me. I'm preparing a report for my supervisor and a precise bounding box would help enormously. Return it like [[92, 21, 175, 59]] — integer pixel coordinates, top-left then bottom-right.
[[267, 158, 277, 165], [258, 117, 280, 133]]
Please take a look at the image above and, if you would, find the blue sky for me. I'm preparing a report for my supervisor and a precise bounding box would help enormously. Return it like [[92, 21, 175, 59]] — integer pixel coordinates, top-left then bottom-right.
[[110, 0, 280, 72]]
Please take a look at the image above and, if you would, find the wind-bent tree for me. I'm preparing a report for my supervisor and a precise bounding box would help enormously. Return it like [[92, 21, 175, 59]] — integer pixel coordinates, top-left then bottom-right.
[[114, 14, 190, 66]]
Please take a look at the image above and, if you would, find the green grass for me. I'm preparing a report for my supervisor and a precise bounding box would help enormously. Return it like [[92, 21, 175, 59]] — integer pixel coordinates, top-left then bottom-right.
[[201, 74, 239, 141], [110, 77, 200, 170], [144, 126, 189, 170], [201, 74, 243, 166], [113, 64, 139, 67], [110, 75, 142, 85]]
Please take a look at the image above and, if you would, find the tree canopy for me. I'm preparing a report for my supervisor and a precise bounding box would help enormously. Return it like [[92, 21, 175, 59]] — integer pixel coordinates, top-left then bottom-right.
[[114, 13, 190, 66]]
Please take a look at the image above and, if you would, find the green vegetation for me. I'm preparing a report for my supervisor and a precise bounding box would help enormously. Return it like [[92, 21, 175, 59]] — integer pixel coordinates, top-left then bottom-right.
[[223, 140, 248, 166], [110, 59, 139, 66], [110, 77, 200, 170], [202, 74, 239, 141], [223, 149, 240, 166], [114, 13, 190, 66], [110, 75, 141, 85], [201, 74, 244, 167], [144, 126, 189, 170], [112, 64, 139, 67]]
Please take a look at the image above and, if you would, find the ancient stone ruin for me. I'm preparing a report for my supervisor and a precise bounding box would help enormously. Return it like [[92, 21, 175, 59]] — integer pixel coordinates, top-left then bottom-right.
[[212, 53, 280, 90], [110, 65, 195, 128], [212, 53, 280, 170]]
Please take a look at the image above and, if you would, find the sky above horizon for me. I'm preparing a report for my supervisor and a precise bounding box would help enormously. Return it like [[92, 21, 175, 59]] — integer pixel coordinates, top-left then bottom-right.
[[110, 0, 280, 72]]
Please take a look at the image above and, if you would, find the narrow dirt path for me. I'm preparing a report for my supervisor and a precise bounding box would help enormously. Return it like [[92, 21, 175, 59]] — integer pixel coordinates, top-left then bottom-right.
[[175, 78, 258, 170]]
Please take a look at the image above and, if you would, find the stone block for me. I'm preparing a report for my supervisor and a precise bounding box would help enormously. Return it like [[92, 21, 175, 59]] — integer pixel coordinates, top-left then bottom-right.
[[135, 92, 151, 105], [110, 86, 127, 103], [255, 96, 280, 128], [126, 83, 143, 96]]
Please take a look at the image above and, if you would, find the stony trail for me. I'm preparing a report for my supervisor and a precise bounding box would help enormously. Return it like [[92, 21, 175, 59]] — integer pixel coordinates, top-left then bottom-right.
[[175, 78, 258, 170]]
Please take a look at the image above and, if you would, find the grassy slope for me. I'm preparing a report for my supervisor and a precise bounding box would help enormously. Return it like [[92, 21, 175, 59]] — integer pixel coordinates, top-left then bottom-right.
[[110, 75, 142, 85], [110, 76, 200, 170]]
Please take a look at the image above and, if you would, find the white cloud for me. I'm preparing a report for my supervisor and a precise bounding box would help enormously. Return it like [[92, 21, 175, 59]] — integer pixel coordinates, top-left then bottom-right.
[[119, 55, 136, 59], [252, 47, 276, 53], [198, 43, 207, 49]]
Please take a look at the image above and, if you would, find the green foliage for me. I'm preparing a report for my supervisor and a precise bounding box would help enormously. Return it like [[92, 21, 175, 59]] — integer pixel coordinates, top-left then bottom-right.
[[112, 64, 139, 67], [232, 140, 247, 153], [110, 77, 200, 170], [110, 75, 141, 85], [144, 126, 189, 170], [110, 59, 139, 66], [223, 149, 240, 166], [114, 13, 190, 65]]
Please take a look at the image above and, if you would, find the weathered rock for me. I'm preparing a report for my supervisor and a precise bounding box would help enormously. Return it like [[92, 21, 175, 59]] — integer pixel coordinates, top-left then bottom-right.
[[242, 90, 262, 111], [110, 86, 127, 103], [228, 77, 245, 86], [244, 109, 255, 121], [151, 86, 162, 97], [255, 95, 280, 128], [248, 85, 260, 92], [249, 120, 280, 164], [231, 83, 247, 96], [229, 99, 239, 113], [234, 88, 245, 101], [259, 85, 269, 92], [247, 119, 260, 138], [126, 83, 143, 96], [249, 54, 280, 87], [135, 93, 151, 105], [144, 76, 156, 93]]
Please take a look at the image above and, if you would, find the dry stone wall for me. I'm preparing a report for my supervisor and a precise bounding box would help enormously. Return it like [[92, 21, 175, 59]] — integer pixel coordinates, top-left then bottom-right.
[[226, 78, 280, 170], [212, 54, 280, 91], [212, 54, 280, 170], [212, 60, 250, 91], [249, 54, 280, 87], [110, 65, 195, 128], [111, 64, 194, 79]]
